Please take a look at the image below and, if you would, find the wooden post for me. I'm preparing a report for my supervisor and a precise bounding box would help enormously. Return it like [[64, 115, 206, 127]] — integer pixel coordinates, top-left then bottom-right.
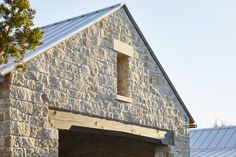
[[154, 146, 172, 157]]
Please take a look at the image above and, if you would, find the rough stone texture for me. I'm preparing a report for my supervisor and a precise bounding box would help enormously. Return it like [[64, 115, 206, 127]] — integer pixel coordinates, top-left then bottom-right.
[[0, 73, 58, 157], [0, 8, 190, 156]]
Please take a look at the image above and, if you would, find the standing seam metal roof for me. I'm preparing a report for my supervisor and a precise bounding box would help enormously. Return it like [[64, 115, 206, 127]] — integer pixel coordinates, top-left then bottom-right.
[[0, 3, 124, 75], [0, 3, 195, 124], [190, 126, 236, 157]]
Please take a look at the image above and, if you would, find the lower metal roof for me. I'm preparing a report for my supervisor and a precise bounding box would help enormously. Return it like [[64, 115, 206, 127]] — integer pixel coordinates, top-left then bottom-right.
[[190, 126, 236, 157]]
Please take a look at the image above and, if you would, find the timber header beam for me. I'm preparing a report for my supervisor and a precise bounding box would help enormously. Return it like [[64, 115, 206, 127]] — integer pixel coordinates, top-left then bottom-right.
[[48, 110, 174, 145]]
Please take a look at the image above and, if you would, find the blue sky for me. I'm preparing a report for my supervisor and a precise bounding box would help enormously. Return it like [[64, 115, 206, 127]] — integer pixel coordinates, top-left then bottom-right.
[[27, 0, 236, 128]]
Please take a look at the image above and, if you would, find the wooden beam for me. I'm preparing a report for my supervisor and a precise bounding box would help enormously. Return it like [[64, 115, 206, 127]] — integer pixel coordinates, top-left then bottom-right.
[[49, 110, 174, 145], [69, 126, 162, 145]]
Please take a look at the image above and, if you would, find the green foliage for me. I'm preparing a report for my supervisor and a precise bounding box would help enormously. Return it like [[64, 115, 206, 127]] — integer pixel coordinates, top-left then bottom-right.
[[0, 0, 43, 67]]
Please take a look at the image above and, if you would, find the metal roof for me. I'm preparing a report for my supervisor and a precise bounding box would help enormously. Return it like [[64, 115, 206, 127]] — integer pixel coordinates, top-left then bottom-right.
[[0, 3, 195, 124], [190, 126, 236, 157], [0, 3, 124, 76]]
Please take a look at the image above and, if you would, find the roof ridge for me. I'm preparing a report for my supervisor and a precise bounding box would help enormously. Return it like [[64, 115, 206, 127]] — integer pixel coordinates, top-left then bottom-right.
[[190, 125, 236, 132], [42, 3, 125, 29]]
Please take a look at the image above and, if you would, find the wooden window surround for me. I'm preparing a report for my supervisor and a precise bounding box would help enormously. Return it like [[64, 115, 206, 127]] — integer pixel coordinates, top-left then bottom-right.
[[113, 39, 133, 103]]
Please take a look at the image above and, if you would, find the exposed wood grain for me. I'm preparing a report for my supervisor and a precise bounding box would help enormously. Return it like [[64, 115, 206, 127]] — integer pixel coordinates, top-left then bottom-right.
[[49, 110, 174, 145]]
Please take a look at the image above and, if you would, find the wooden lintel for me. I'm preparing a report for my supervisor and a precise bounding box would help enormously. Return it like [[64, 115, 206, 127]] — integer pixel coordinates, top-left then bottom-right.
[[48, 110, 174, 145]]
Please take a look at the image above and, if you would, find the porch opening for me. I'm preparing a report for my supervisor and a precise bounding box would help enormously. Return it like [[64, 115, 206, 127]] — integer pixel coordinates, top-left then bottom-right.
[[59, 127, 164, 157]]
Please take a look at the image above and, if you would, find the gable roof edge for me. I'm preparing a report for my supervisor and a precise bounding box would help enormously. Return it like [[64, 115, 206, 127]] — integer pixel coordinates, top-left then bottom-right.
[[0, 3, 195, 124], [0, 3, 125, 77], [121, 5, 195, 124]]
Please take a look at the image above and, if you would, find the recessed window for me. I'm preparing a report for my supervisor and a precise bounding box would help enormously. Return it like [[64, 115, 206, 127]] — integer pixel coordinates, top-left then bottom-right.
[[113, 39, 134, 103], [117, 52, 129, 97]]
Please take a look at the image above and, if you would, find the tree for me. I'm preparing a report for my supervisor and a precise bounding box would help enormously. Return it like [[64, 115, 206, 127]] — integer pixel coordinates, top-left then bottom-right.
[[0, 0, 43, 69]]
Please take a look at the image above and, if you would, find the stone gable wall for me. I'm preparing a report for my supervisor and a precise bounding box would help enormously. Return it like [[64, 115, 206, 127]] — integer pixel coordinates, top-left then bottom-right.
[[0, 8, 190, 157]]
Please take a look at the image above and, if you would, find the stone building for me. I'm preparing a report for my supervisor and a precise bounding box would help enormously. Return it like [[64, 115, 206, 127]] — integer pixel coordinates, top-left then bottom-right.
[[0, 3, 196, 157]]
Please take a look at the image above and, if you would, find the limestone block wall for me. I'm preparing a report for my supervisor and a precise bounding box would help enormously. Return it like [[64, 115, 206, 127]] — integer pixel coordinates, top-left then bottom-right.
[[1, 8, 190, 157], [0, 73, 58, 156]]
